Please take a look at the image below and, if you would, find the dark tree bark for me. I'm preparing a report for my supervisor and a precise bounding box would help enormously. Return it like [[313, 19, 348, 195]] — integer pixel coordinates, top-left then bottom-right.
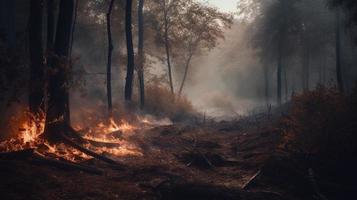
[[45, 0, 74, 138], [137, 0, 145, 109], [64, 0, 79, 124], [124, 0, 135, 101], [277, 53, 282, 106], [29, 0, 45, 114], [106, 0, 115, 116], [47, 0, 55, 51], [300, 26, 310, 92], [2, 0, 16, 50], [163, 3, 174, 94], [284, 65, 288, 102], [302, 44, 310, 91], [263, 66, 269, 106], [335, 8, 344, 93]]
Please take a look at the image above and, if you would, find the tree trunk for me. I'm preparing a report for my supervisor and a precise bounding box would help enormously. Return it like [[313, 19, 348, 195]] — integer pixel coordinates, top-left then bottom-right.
[[137, 0, 145, 109], [277, 56, 282, 105], [47, 0, 55, 51], [284, 65, 288, 102], [124, 0, 135, 101], [164, 8, 174, 94], [178, 53, 193, 97], [301, 31, 310, 92], [277, 51, 282, 106], [29, 0, 45, 114], [3, 0, 16, 50], [64, 0, 79, 124], [335, 8, 344, 93], [106, 0, 115, 117], [263, 66, 269, 106], [45, 0, 74, 139]]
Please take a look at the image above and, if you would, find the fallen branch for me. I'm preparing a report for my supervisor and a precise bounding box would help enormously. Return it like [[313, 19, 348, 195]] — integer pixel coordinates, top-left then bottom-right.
[[242, 170, 261, 189], [85, 139, 121, 148], [32, 151, 102, 175], [60, 134, 120, 166]]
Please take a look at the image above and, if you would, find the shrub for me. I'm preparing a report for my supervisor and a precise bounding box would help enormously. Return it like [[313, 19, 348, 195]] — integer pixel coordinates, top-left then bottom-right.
[[280, 86, 357, 162], [144, 84, 196, 121]]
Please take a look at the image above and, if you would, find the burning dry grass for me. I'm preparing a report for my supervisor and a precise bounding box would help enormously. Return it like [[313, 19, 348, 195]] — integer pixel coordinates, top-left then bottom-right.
[[0, 109, 171, 162]]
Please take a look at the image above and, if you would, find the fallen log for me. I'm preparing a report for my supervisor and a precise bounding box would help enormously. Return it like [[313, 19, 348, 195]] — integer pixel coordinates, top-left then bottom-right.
[[32, 151, 102, 175], [60, 134, 120, 166]]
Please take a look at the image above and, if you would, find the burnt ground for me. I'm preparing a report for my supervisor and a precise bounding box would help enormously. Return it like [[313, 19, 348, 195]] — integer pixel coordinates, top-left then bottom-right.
[[0, 119, 353, 200]]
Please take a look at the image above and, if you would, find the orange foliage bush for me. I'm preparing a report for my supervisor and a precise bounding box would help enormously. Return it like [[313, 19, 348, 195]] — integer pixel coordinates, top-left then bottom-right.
[[280, 86, 357, 161], [144, 84, 196, 121]]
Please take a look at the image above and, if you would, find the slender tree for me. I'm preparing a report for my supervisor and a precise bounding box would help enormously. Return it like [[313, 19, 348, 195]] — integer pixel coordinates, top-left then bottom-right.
[[137, 0, 145, 108], [106, 0, 115, 116], [125, 0, 135, 101], [335, 8, 344, 92], [29, 0, 45, 114], [162, 0, 174, 94]]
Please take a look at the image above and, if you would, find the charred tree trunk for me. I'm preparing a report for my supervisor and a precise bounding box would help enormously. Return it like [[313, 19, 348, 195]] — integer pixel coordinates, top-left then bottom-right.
[[106, 0, 115, 116], [64, 0, 79, 124], [163, 7, 174, 94], [2, 0, 16, 50], [137, 0, 145, 109], [178, 53, 193, 97], [45, 0, 74, 139], [29, 0, 45, 114], [125, 0, 135, 101], [47, 0, 55, 52], [335, 8, 344, 93]]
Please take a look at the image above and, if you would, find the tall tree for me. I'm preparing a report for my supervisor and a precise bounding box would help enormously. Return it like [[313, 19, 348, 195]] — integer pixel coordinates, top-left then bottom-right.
[[137, 0, 145, 108], [176, 3, 232, 97], [124, 0, 135, 101], [47, 0, 55, 51], [29, 0, 45, 114], [1, 0, 16, 50], [162, 0, 175, 94], [335, 8, 344, 92], [249, 0, 300, 105], [45, 0, 74, 138], [148, 0, 187, 94], [106, 0, 115, 116]]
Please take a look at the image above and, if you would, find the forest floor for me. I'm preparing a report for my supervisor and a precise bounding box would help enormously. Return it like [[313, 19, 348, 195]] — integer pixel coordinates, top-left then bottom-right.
[[0, 117, 352, 200]]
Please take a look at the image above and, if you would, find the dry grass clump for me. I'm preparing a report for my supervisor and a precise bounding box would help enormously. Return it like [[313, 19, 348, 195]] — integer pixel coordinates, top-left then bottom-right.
[[144, 84, 196, 121]]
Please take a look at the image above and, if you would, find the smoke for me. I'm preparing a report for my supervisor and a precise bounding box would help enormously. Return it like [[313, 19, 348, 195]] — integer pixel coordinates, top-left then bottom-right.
[[183, 21, 266, 118]]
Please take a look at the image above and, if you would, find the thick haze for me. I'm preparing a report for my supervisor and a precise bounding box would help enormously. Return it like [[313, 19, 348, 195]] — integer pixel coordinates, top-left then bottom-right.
[[183, 22, 265, 118]]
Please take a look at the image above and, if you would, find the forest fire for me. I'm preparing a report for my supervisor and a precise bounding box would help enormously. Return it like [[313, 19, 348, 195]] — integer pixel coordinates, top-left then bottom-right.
[[0, 110, 144, 161]]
